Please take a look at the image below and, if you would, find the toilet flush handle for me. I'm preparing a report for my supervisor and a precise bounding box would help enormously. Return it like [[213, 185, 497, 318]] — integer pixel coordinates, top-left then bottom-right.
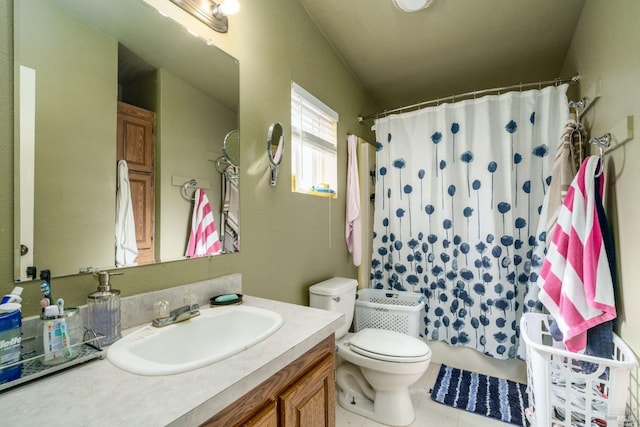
[[333, 296, 341, 302]]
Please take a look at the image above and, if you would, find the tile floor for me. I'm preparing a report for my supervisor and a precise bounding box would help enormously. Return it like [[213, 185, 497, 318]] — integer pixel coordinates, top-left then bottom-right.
[[335, 362, 515, 427]]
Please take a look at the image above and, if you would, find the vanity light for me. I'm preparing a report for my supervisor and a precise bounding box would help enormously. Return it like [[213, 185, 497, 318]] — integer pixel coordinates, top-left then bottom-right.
[[169, 0, 240, 33], [215, 0, 240, 17], [392, 0, 434, 12]]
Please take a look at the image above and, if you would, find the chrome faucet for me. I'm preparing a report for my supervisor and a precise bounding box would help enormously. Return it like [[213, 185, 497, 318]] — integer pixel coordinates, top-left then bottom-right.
[[152, 303, 200, 327]]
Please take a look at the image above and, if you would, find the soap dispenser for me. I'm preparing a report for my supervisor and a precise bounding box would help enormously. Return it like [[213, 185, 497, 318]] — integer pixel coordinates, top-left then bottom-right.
[[87, 271, 122, 346]]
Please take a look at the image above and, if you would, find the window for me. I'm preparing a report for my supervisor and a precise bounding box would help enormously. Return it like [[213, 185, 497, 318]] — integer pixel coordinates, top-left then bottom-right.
[[291, 82, 339, 197]]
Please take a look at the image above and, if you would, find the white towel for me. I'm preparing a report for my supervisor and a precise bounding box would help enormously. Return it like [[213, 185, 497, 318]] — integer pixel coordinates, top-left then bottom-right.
[[345, 135, 362, 266], [545, 121, 581, 249], [115, 160, 138, 267], [186, 189, 222, 258]]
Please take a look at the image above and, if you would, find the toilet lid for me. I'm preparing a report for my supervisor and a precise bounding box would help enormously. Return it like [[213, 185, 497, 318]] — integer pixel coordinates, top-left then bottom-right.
[[348, 328, 431, 363]]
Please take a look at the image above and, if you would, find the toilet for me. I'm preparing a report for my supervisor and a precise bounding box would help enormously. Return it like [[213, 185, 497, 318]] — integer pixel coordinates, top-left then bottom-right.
[[309, 277, 431, 427]]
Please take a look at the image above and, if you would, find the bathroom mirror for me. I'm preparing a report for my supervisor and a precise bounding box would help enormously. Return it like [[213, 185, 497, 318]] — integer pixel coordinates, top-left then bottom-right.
[[13, 0, 240, 282], [267, 122, 284, 186]]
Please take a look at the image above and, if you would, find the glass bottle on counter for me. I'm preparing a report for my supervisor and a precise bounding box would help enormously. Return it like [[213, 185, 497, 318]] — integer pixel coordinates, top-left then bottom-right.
[[87, 271, 121, 346]]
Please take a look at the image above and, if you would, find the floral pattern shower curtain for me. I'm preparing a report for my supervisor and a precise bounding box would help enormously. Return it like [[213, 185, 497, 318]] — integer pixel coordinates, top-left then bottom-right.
[[371, 85, 569, 359]]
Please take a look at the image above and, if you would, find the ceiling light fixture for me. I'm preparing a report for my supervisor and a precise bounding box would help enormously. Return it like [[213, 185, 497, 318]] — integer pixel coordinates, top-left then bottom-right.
[[392, 0, 434, 12], [169, 0, 239, 33]]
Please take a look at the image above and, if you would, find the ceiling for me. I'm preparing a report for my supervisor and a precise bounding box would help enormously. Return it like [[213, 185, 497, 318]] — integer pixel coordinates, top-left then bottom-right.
[[297, 0, 586, 116]]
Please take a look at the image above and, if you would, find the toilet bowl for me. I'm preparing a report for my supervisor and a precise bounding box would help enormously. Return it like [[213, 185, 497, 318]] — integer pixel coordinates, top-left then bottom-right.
[[336, 329, 431, 426], [309, 278, 432, 427]]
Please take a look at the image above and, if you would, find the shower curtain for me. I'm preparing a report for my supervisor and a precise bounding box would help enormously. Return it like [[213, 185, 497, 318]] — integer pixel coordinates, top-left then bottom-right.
[[371, 85, 569, 359]]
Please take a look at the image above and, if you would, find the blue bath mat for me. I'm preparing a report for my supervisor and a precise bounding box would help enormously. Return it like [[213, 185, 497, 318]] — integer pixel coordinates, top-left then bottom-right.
[[430, 364, 529, 426]]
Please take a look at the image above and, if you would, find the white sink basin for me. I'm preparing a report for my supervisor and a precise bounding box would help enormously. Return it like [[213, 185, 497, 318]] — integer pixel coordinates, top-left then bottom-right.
[[107, 305, 284, 375]]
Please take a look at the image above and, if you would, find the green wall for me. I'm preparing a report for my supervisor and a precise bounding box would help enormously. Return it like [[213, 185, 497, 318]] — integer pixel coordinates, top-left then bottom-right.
[[560, 0, 640, 356], [16, 0, 117, 275], [157, 68, 237, 261], [0, 0, 377, 316]]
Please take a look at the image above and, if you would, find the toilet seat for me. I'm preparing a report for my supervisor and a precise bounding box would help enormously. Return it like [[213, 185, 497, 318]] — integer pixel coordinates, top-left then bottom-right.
[[348, 328, 431, 363]]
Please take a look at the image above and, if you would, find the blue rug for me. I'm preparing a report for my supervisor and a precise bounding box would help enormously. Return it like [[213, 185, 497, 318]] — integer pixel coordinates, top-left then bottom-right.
[[430, 364, 529, 426]]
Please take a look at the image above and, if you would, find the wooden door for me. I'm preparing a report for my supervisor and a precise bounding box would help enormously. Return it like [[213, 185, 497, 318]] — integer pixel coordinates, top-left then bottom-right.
[[279, 354, 335, 427], [117, 101, 155, 265]]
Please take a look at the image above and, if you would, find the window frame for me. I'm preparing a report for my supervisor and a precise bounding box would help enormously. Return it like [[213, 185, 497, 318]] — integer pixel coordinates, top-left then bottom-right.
[[291, 82, 339, 198]]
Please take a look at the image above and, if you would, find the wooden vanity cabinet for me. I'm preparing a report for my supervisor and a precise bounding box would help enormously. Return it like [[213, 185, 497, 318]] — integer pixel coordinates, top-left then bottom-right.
[[202, 335, 335, 427]]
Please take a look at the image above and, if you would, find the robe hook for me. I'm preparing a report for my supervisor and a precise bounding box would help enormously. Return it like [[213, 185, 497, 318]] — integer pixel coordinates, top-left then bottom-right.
[[589, 133, 610, 178]]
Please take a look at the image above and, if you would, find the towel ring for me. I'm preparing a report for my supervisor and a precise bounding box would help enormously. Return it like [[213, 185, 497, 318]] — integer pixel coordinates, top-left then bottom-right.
[[182, 179, 198, 201]]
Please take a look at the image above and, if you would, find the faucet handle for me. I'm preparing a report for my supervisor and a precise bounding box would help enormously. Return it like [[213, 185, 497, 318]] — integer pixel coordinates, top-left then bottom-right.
[[154, 300, 170, 319], [183, 293, 197, 307]]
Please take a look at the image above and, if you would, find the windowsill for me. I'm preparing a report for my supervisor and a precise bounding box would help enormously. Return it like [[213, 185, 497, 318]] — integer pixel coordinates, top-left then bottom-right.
[[307, 190, 337, 198], [292, 188, 338, 198]]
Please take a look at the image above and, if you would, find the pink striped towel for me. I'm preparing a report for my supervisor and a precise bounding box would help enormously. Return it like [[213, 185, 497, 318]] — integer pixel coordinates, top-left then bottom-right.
[[538, 156, 616, 353], [186, 189, 222, 258]]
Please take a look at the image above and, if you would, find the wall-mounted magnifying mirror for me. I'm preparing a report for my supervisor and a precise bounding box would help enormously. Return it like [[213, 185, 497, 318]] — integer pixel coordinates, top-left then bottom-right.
[[267, 122, 284, 187], [223, 130, 240, 167]]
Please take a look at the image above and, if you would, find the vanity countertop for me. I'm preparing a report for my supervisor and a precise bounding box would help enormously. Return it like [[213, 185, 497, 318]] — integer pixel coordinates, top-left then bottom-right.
[[0, 295, 342, 426]]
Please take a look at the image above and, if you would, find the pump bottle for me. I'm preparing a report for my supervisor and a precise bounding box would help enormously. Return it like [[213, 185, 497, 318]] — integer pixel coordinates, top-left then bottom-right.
[[87, 271, 121, 346]]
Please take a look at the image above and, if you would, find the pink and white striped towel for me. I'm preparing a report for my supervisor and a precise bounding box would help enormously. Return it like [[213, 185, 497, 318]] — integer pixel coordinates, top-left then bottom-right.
[[538, 156, 616, 352], [186, 188, 222, 258]]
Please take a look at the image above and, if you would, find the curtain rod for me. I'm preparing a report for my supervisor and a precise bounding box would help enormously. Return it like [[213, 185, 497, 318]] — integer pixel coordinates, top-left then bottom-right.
[[357, 73, 580, 123]]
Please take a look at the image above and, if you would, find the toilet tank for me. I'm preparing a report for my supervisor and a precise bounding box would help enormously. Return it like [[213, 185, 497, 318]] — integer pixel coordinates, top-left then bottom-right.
[[309, 277, 358, 339]]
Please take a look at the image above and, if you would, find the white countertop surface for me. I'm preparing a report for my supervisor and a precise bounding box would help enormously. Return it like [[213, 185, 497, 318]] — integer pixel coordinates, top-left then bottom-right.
[[0, 295, 342, 426]]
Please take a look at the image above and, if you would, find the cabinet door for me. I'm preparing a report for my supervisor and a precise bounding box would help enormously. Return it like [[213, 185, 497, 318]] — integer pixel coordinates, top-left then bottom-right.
[[243, 401, 278, 427], [279, 355, 335, 427]]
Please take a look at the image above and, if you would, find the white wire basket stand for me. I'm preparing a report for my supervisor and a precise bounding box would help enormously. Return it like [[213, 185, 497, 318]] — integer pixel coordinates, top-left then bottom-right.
[[521, 313, 638, 427]]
